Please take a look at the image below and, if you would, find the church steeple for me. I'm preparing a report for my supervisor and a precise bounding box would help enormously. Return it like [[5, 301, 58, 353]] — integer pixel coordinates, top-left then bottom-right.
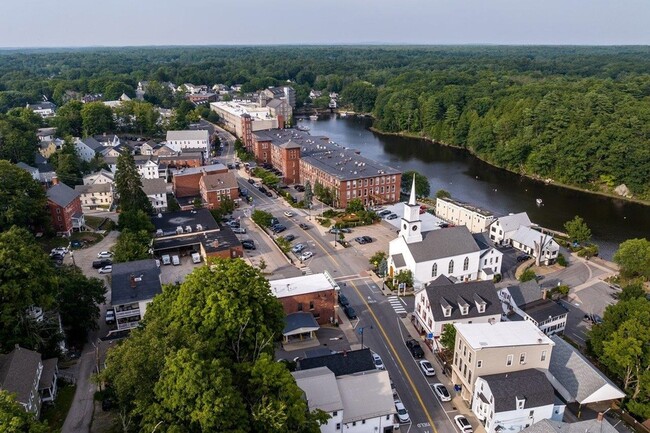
[[400, 175, 422, 243]]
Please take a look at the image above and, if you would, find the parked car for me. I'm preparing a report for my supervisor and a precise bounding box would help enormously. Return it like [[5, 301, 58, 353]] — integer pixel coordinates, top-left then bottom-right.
[[516, 254, 531, 262], [372, 353, 385, 370], [394, 400, 410, 423], [98, 265, 113, 274], [247, 178, 255, 184], [300, 251, 314, 261], [432, 383, 451, 402], [226, 163, 234, 169], [343, 306, 357, 320], [284, 234, 296, 242], [271, 224, 286, 233], [454, 415, 473, 433], [283, 211, 294, 217], [405, 339, 425, 358], [92, 259, 112, 269], [161, 254, 171, 265], [226, 220, 240, 228], [299, 223, 309, 230], [355, 236, 373, 244], [386, 213, 398, 220], [97, 251, 113, 259], [242, 240, 256, 250], [583, 313, 603, 324], [50, 253, 65, 261], [270, 217, 279, 226], [338, 293, 350, 307], [291, 243, 306, 253], [329, 228, 342, 234], [171, 255, 180, 266], [258, 186, 268, 194], [294, 184, 305, 192], [105, 309, 115, 325], [264, 190, 273, 198], [419, 360, 436, 376], [378, 209, 392, 217], [50, 247, 68, 256], [232, 227, 247, 234]]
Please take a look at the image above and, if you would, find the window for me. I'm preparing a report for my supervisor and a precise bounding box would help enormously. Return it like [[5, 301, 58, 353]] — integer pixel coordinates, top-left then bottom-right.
[[432, 263, 438, 277], [506, 354, 513, 366], [362, 420, 366, 424], [468, 352, 472, 363], [529, 410, 534, 417], [297, 303, 303, 311], [477, 360, 483, 368], [309, 301, 314, 310], [463, 257, 469, 271], [463, 346, 467, 356], [468, 370, 472, 383], [520, 353, 527, 364], [336, 423, 341, 430], [541, 350, 547, 362], [386, 415, 390, 420], [352, 421, 356, 427], [448, 260, 454, 273]]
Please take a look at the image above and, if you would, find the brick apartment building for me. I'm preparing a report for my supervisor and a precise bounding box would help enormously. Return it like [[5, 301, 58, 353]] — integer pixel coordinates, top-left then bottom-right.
[[199, 172, 239, 209], [46, 178, 85, 236], [269, 273, 338, 326], [252, 129, 401, 208]]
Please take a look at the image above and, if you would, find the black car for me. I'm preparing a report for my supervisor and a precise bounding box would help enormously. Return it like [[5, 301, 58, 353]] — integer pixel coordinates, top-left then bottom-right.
[[294, 185, 305, 192], [242, 240, 256, 250], [265, 190, 273, 198], [258, 186, 268, 194], [378, 209, 392, 217], [247, 178, 255, 184], [227, 163, 235, 169], [272, 224, 287, 233], [284, 234, 296, 242], [344, 306, 357, 320], [355, 236, 373, 244], [299, 223, 309, 230], [270, 217, 279, 226], [338, 293, 350, 307], [516, 254, 531, 262], [405, 339, 425, 358], [92, 259, 112, 269]]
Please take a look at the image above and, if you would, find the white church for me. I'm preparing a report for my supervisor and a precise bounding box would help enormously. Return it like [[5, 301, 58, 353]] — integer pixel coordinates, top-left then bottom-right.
[[387, 178, 503, 288]]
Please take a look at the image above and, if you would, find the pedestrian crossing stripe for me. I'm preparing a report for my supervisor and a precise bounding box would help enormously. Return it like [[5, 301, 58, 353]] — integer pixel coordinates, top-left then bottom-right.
[[388, 296, 407, 314], [303, 267, 313, 275]]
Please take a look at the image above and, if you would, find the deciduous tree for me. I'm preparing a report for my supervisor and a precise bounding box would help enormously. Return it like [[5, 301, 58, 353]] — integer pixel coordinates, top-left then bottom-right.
[[0, 390, 48, 433], [81, 102, 115, 136], [0, 160, 49, 231], [564, 215, 592, 244], [402, 170, 431, 198], [613, 238, 650, 279]]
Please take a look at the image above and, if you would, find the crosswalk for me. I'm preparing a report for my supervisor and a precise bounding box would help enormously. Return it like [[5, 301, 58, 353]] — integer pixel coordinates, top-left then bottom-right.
[[302, 267, 313, 275], [388, 296, 407, 315]]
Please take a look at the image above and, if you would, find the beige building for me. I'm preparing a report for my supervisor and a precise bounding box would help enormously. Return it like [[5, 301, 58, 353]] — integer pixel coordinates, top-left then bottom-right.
[[210, 101, 283, 137], [75, 183, 114, 210], [436, 197, 495, 233], [452, 321, 554, 402]]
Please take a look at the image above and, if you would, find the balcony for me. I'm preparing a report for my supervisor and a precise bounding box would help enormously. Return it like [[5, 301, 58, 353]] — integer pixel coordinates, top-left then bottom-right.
[[117, 321, 140, 330], [115, 308, 141, 320]]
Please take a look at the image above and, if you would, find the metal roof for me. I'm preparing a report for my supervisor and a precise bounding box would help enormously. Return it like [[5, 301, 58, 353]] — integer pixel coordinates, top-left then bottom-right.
[[292, 367, 343, 413]]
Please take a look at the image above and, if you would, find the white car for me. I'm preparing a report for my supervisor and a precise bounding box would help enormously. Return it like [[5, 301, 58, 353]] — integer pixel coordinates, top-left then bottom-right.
[[98, 265, 112, 274], [105, 309, 115, 325], [372, 353, 385, 370], [432, 383, 451, 402], [161, 254, 171, 265], [419, 360, 436, 376], [300, 251, 314, 261], [291, 243, 306, 254], [232, 227, 247, 234], [97, 251, 113, 259], [454, 415, 473, 433], [50, 247, 68, 256], [394, 400, 410, 423], [172, 255, 180, 266], [283, 211, 294, 217]]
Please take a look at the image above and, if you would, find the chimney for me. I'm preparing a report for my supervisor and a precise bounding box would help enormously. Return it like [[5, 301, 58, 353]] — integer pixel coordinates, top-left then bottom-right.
[[130, 274, 136, 288], [52, 176, 59, 185], [597, 413, 604, 423], [343, 350, 347, 357], [542, 289, 548, 300]]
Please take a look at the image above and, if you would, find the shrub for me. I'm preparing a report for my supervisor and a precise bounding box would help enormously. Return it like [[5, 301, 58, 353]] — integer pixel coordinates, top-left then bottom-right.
[[519, 269, 536, 282], [557, 253, 568, 267]]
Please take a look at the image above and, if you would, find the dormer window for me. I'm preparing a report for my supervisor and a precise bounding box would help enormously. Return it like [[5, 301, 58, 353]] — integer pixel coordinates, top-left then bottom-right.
[[441, 298, 452, 317], [458, 297, 470, 316], [444, 307, 452, 317], [474, 294, 487, 314], [516, 397, 525, 409], [461, 305, 469, 315]]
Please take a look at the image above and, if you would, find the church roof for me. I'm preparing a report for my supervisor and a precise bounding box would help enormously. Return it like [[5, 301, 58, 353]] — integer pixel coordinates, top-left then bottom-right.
[[405, 226, 481, 262]]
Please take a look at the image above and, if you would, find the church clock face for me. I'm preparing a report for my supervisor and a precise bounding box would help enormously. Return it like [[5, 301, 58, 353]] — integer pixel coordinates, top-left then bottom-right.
[[412, 225, 418, 231]]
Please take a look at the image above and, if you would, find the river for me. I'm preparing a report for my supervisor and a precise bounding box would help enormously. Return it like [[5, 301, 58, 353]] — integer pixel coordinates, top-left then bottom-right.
[[302, 114, 650, 260]]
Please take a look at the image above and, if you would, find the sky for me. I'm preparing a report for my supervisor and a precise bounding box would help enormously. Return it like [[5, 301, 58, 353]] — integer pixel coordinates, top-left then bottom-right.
[[3, 0, 650, 47]]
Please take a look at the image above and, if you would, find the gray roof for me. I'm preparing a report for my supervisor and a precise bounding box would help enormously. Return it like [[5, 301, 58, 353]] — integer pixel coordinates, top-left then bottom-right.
[[151, 209, 219, 235], [16, 162, 37, 174], [292, 367, 343, 414], [0, 346, 42, 405], [424, 277, 501, 323], [521, 299, 568, 323], [547, 335, 625, 404], [520, 418, 619, 433], [39, 357, 58, 391], [28, 101, 56, 110], [283, 312, 320, 335], [472, 232, 492, 251], [391, 253, 406, 268], [481, 369, 555, 413], [141, 178, 167, 196], [111, 259, 162, 306], [200, 172, 238, 192], [507, 281, 542, 307], [166, 130, 209, 141], [47, 182, 80, 207], [495, 212, 531, 232], [406, 226, 481, 262], [298, 348, 376, 377], [511, 226, 558, 251], [338, 370, 395, 423], [266, 98, 285, 108], [79, 137, 104, 152]]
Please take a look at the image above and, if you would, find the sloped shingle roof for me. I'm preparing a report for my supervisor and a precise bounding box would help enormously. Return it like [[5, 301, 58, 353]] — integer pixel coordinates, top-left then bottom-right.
[[47, 183, 80, 207], [298, 348, 375, 377], [481, 369, 555, 412], [425, 278, 501, 323], [0, 347, 41, 404], [496, 212, 531, 232], [406, 226, 481, 262]]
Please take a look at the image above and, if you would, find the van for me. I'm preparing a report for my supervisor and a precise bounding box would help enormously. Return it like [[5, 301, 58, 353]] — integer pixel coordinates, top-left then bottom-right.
[[191, 252, 201, 264], [161, 254, 171, 265], [172, 255, 180, 266]]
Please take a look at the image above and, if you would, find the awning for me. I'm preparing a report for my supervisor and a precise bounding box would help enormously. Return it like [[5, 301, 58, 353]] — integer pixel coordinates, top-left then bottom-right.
[[283, 312, 320, 337]]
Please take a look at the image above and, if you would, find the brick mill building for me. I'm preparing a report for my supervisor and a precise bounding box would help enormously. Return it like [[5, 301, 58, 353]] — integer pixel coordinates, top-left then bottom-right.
[[46, 178, 85, 236]]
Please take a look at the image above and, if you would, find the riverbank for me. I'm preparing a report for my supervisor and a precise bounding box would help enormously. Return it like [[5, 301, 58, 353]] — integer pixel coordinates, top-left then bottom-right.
[[367, 126, 650, 207]]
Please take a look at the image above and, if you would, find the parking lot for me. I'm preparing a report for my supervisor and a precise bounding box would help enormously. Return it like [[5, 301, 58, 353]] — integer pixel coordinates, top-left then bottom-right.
[[159, 254, 201, 285]]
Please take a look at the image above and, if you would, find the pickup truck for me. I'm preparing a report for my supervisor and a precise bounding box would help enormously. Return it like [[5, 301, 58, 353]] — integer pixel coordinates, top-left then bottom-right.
[[405, 339, 425, 358]]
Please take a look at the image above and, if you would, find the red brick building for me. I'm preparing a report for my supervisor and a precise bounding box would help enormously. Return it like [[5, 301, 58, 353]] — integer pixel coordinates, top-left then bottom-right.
[[199, 172, 239, 209], [172, 163, 229, 198], [252, 129, 401, 208], [269, 273, 338, 325], [46, 179, 85, 236]]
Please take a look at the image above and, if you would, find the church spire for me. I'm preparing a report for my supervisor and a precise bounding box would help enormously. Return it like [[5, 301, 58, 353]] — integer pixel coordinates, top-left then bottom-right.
[[409, 175, 417, 206]]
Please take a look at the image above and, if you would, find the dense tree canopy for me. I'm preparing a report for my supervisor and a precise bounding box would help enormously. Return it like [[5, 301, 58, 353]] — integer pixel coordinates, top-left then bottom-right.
[[402, 170, 431, 198], [101, 259, 326, 432], [0, 390, 48, 433], [0, 160, 49, 232], [114, 151, 153, 214], [613, 238, 650, 279], [564, 215, 592, 244], [0, 108, 40, 163]]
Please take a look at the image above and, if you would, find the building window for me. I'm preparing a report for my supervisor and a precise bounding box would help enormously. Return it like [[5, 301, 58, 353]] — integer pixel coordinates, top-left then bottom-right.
[[352, 421, 356, 427], [336, 423, 341, 430], [448, 260, 454, 274], [520, 353, 526, 364], [468, 352, 472, 363], [432, 263, 437, 277], [477, 360, 482, 368], [463, 257, 469, 271], [507, 354, 513, 366], [297, 303, 302, 311], [309, 301, 314, 310], [541, 350, 547, 362], [333, 411, 337, 416]]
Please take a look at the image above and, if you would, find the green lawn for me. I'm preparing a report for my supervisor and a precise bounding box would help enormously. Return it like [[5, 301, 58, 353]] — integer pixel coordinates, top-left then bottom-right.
[[42, 383, 76, 432], [84, 216, 105, 230]]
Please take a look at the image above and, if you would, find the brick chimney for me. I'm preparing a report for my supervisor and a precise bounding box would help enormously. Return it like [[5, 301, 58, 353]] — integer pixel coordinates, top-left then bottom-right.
[[542, 289, 548, 300], [51, 176, 59, 185], [130, 274, 136, 288]]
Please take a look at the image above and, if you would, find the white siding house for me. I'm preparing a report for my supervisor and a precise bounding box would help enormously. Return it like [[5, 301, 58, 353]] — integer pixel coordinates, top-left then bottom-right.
[[166, 130, 209, 153], [489, 212, 532, 245], [510, 226, 560, 265], [435, 197, 495, 233]]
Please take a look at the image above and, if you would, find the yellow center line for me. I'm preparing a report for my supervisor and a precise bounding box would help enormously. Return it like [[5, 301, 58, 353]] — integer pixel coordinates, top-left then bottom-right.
[[298, 219, 439, 433]]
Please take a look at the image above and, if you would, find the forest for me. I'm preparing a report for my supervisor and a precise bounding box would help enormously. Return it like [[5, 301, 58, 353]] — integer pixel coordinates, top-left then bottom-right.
[[1, 45, 649, 198]]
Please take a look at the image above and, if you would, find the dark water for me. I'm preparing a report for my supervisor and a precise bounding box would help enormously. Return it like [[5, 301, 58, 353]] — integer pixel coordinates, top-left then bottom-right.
[[303, 115, 650, 260]]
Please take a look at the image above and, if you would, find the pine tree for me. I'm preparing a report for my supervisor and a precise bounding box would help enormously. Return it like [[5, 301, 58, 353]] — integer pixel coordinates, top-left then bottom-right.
[[114, 151, 153, 214]]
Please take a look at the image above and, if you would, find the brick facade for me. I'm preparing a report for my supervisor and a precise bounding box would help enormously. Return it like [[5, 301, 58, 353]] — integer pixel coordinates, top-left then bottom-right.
[[48, 196, 83, 235], [172, 165, 228, 198], [277, 289, 336, 326]]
